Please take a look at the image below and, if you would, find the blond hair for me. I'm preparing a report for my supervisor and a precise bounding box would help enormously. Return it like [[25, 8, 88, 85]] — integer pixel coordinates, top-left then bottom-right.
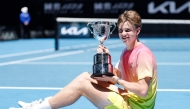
[[117, 10, 142, 29]]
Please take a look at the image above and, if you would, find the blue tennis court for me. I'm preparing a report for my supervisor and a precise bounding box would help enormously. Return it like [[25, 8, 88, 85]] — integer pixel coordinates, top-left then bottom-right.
[[0, 37, 190, 109]]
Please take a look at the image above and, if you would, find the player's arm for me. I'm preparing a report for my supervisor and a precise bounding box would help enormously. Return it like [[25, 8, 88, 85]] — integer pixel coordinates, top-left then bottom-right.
[[117, 77, 151, 97]]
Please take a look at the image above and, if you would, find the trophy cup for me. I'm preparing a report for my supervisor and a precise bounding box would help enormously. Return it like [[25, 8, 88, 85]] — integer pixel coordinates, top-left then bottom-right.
[[87, 21, 116, 77]]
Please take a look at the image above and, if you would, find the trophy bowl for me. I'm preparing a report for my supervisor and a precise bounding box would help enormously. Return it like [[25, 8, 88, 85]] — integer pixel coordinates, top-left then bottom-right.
[[87, 21, 116, 77]]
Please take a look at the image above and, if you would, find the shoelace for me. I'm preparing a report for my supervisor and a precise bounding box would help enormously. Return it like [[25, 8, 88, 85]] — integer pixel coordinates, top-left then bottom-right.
[[23, 99, 42, 109]]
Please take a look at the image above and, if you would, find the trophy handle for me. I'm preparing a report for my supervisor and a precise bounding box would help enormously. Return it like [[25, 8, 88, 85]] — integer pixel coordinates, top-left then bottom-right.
[[87, 22, 98, 40], [109, 22, 116, 36], [87, 22, 93, 35]]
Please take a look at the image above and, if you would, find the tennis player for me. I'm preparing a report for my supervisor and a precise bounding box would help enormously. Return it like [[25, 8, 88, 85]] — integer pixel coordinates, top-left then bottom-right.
[[10, 10, 158, 109]]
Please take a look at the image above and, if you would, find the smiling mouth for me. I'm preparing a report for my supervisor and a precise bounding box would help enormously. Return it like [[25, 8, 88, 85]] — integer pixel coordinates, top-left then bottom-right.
[[122, 36, 129, 40]]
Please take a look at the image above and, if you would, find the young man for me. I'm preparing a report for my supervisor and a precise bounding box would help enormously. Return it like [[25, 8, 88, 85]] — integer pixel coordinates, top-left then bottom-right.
[[10, 10, 158, 109]]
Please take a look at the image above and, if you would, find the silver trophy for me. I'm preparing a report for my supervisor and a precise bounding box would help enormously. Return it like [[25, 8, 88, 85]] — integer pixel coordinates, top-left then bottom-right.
[[87, 21, 116, 77]]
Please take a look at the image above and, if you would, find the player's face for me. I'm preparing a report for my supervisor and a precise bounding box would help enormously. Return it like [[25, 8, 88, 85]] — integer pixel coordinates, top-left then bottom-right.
[[118, 21, 140, 48]]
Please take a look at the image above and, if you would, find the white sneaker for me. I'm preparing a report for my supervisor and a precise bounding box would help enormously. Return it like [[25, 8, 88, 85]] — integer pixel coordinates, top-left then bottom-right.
[[9, 99, 42, 109], [18, 96, 52, 108], [18, 101, 31, 108], [9, 96, 52, 109]]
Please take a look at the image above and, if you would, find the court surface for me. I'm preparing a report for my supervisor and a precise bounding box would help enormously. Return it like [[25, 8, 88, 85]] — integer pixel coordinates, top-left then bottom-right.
[[0, 37, 190, 109]]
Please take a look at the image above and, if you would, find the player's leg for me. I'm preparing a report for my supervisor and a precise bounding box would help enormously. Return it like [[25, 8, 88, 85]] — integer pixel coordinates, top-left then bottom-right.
[[48, 72, 112, 109], [12, 72, 129, 109]]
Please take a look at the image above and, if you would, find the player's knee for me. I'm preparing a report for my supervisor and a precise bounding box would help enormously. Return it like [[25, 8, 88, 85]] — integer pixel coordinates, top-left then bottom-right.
[[77, 72, 91, 83], [80, 72, 91, 77]]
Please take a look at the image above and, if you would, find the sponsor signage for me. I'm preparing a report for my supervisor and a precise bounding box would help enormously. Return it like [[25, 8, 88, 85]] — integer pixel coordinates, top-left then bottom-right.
[[44, 2, 84, 14], [0, 31, 18, 41], [59, 23, 90, 37], [42, 0, 190, 19], [148, 1, 190, 14], [93, 2, 134, 14], [0, 0, 189, 39]]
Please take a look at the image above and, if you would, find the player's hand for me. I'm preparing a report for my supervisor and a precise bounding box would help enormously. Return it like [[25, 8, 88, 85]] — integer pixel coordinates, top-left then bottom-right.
[[97, 44, 110, 54], [93, 75, 118, 84]]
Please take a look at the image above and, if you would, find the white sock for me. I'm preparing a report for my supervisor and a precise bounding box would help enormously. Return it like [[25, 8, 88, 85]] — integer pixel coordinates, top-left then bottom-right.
[[37, 100, 52, 109]]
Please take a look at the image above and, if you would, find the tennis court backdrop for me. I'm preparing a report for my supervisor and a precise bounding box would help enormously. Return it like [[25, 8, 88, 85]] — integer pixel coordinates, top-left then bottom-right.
[[0, 0, 190, 41], [54, 18, 190, 50]]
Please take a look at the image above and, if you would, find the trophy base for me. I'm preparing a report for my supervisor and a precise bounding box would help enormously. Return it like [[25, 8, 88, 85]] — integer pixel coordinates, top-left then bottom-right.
[[92, 63, 114, 77], [91, 72, 114, 77]]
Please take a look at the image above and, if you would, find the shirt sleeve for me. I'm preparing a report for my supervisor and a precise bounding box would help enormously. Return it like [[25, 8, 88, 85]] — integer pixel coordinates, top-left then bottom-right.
[[137, 51, 153, 80], [114, 60, 122, 72]]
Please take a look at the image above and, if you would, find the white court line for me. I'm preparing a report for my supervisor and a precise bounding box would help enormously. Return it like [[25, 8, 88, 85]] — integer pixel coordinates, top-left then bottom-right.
[[0, 87, 62, 90], [157, 89, 190, 92], [57, 17, 190, 24], [0, 40, 147, 59], [17, 62, 190, 65], [85, 43, 124, 52], [0, 44, 85, 59], [158, 62, 190, 65], [0, 48, 54, 58], [19, 62, 93, 65], [0, 41, 121, 59], [0, 43, 124, 66], [0, 50, 84, 66], [0, 87, 190, 92]]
